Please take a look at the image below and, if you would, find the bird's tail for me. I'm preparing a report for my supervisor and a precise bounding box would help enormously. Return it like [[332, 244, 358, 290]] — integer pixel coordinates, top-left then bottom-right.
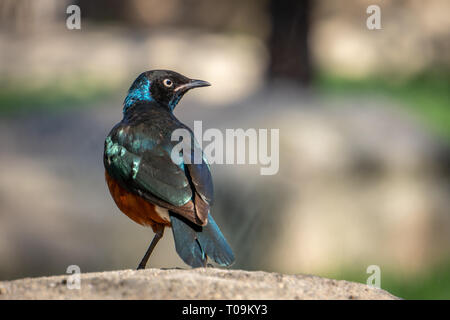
[[169, 212, 235, 268]]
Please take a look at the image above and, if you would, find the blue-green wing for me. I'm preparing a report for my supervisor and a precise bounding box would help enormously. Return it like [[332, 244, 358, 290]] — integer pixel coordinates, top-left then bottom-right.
[[103, 122, 213, 225], [104, 124, 192, 207]]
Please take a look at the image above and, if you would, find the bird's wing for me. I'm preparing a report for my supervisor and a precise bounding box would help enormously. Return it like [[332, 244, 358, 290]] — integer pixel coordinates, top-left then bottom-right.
[[104, 122, 212, 226], [183, 143, 214, 223]]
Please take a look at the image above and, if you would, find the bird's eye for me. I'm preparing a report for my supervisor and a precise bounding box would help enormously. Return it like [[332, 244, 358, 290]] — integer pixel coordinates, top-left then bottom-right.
[[163, 79, 173, 87]]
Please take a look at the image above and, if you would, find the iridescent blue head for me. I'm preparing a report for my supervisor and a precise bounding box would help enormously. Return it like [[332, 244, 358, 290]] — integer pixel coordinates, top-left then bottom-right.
[[123, 70, 211, 113]]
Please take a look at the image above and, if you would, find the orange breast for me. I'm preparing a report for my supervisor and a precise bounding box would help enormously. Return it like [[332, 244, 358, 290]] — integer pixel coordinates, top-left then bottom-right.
[[105, 171, 171, 232]]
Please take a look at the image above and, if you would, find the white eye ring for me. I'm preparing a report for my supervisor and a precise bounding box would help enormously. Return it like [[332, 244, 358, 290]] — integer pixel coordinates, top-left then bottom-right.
[[163, 79, 173, 87]]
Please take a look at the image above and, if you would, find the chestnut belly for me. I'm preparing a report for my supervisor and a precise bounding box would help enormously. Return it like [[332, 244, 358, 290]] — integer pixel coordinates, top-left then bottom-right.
[[105, 171, 171, 232]]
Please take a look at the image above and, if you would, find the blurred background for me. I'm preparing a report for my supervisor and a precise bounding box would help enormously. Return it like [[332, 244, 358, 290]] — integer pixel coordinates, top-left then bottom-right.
[[0, 0, 449, 299]]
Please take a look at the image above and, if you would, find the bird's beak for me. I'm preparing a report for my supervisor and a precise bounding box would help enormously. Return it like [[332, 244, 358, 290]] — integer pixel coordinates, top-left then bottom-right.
[[174, 79, 211, 93]]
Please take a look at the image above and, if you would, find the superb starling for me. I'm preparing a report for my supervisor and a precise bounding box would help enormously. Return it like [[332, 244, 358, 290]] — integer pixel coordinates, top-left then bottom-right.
[[103, 70, 234, 269]]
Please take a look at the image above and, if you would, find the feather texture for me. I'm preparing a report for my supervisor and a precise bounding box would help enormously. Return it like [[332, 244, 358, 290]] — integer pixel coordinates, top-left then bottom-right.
[[170, 212, 234, 267]]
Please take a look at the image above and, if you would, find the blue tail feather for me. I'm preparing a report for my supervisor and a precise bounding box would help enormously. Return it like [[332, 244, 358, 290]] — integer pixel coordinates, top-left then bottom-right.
[[170, 212, 235, 268]]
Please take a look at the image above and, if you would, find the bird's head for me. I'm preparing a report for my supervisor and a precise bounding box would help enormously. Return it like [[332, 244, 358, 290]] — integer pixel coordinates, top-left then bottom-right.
[[123, 70, 210, 113]]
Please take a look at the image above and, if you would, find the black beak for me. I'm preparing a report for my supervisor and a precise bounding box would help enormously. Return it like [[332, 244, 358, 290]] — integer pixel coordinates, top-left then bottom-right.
[[174, 79, 211, 92]]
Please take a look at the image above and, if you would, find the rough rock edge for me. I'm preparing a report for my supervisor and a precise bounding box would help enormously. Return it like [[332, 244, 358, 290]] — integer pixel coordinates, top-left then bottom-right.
[[0, 268, 399, 300]]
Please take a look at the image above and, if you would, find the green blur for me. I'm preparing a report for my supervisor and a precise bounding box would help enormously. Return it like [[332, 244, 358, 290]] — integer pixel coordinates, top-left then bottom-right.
[[0, 77, 118, 116], [325, 260, 450, 300], [315, 71, 450, 140]]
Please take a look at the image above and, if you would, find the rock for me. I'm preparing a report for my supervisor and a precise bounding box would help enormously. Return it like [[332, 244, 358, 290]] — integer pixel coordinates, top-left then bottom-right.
[[0, 268, 398, 300]]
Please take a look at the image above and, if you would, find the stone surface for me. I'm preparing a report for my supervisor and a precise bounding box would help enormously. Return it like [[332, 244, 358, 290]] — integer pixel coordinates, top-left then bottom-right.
[[0, 268, 398, 300]]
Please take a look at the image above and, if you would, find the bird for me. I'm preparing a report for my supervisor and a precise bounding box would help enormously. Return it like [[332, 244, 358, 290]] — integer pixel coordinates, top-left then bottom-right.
[[103, 70, 235, 269]]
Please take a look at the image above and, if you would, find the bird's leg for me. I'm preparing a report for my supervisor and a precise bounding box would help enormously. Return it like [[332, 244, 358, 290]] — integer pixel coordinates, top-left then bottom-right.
[[137, 225, 165, 270]]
